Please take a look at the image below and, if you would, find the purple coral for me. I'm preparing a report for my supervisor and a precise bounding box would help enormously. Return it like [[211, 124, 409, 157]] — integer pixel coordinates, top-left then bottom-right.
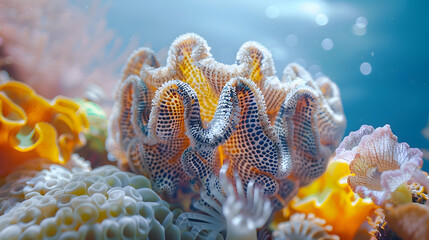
[[334, 124, 425, 205]]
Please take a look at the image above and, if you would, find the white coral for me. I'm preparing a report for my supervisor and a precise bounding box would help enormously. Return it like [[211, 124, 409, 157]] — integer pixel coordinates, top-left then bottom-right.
[[0, 164, 180, 240], [177, 163, 272, 240]]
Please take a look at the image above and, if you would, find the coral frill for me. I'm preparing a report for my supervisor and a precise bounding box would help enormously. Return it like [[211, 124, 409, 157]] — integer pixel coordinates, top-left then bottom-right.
[[0, 81, 88, 177], [285, 160, 376, 240], [107, 33, 347, 209]]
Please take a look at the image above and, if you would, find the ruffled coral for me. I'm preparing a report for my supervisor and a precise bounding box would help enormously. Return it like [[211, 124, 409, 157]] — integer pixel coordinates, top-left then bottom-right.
[[0, 164, 180, 240], [285, 160, 376, 240], [273, 213, 339, 240], [107, 33, 346, 208], [0, 81, 88, 177], [334, 124, 424, 205]]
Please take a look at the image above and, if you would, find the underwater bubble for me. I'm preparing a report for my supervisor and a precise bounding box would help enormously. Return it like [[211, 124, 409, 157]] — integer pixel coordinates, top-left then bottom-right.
[[352, 24, 367, 36], [294, 58, 307, 67], [315, 13, 329, 26], [309, 65, 322, 74], [286, 34, 298, 47], [356, 16, 368, 28], [360, 62, 372, 75], [321, 38, 334, 51], [314, 72, 325, 79], [265, 5, 280, 19], [271, 47, 287, 61], [301, 2, 322, 14]]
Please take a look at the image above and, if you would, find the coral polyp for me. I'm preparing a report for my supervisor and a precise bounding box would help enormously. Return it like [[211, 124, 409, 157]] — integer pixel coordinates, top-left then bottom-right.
[[0, 164, 180, 240], [107, 33, 346, 208]]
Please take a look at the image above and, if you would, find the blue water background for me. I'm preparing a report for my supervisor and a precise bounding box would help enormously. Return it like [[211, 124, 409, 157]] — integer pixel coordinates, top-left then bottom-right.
[[103, 0, 429, 169]]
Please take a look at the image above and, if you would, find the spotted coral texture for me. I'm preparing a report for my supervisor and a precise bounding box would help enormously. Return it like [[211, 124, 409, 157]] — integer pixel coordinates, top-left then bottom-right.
[[285, 160, 376, 240], [107, 33, 346, 208], [273, 213, 339, 240], [0, 81, 88, 177], [0, 164, 180, 240], [334, 124, 423, 205]]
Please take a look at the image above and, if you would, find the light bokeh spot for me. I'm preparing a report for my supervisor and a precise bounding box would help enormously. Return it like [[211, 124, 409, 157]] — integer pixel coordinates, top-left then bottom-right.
[[316, 13, 329, 26], [360, 62, 372, 75], [321, 38, 334, 51], [266, 5, 280, 19]]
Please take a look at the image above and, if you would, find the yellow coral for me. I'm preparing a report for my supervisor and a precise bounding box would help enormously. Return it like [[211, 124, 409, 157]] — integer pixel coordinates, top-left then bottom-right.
[[0, 81, 88, 176], [284, 160, 376, 240]]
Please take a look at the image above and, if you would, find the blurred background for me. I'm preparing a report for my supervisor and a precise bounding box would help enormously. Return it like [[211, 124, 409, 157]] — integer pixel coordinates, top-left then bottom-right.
[[103, 0, 429, 162]]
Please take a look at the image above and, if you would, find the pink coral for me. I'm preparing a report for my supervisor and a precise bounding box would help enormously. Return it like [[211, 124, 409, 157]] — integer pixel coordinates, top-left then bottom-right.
[[0, 0, 134, 100], [334, 124, 424, 205]]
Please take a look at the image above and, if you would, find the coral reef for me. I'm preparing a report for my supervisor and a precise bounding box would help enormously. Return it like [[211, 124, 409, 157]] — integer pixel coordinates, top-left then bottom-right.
[[286, 160, 376, 239], [334, 124, 425, 205], [335, 124, 429, 239], [0, 164, 180, 240], [273, 213, 339, 240], [0, 80, 88, 177], [0, 0, 133, 100], [107, 33, 346, 209], [176, 163, 272, 239]]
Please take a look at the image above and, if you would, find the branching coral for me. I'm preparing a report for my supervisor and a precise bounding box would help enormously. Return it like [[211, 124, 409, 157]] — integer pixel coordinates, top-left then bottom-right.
[[0, 164, 180, 240], [0, 81, 88, 177], [273, 213, 339, 240], [334, 124, 426, 205], [107, 33, 346, 209], [285, 160, 376, 240], [176, 163, 272, 240], [0, 0, 134, 100]]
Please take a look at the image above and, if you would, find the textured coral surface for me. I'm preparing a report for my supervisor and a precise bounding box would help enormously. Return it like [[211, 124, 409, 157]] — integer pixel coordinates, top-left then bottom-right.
[[107, 33, 347, 209], [0, 164, 179, 240], [335, 124, 424, 205], [273, 213, 339, 240], [0, 81, 88, 177]]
